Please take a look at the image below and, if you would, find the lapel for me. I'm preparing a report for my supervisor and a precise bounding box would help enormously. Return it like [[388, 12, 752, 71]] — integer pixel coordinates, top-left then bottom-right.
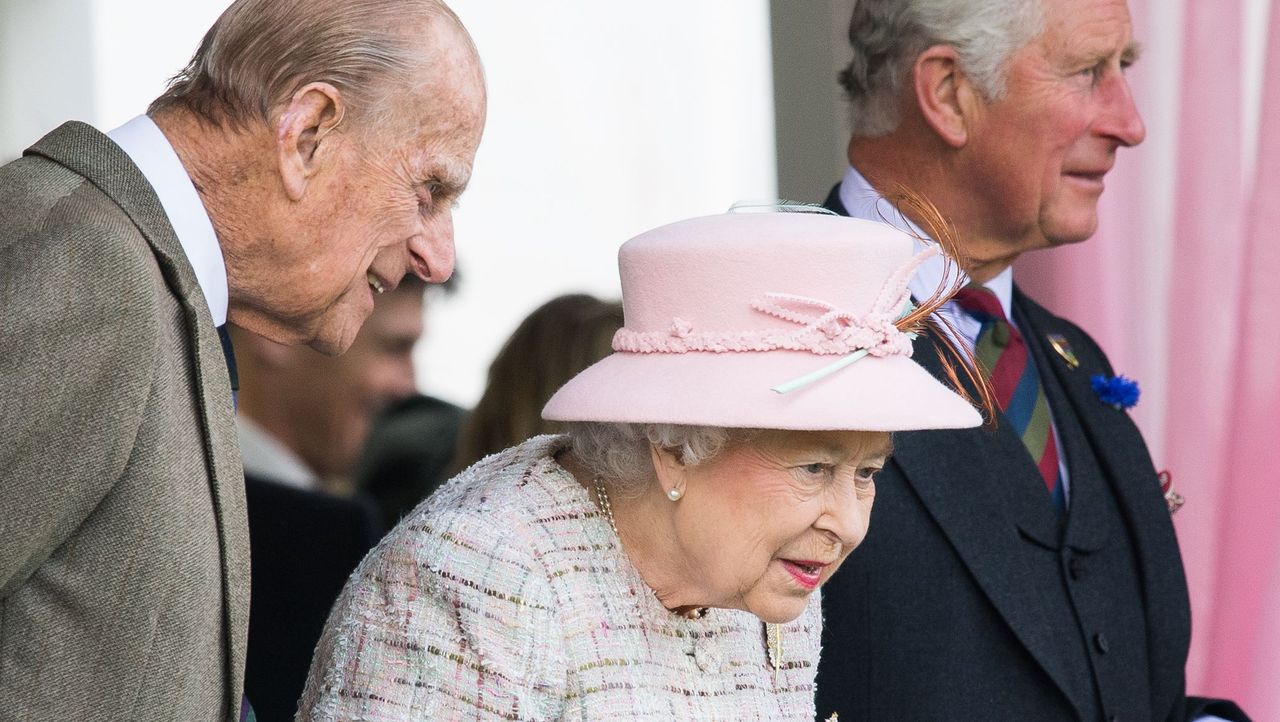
[[822, 183, 847, 216], [827, 182, 1088, 712], [892, 332, 1088, 715], [1014, 289, 1191, 713], [26, 121, 250, 714], [1015, 300, 1110, 553]]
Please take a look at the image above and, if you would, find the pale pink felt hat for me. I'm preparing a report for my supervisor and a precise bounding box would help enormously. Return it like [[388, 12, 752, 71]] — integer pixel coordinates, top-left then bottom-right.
[[542, 212, 982, 431]]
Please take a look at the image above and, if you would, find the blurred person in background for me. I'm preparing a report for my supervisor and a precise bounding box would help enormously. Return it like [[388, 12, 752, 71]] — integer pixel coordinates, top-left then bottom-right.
[[231, 276, 433, 722], [451, 293, 624, 471], [352, 293, 622, 529], [296, 211, 983, 720], [232, 275, 429, 496], [352, 392, 467, 529], [813, 0, 1246, 720], [0, 0, 485, 719]]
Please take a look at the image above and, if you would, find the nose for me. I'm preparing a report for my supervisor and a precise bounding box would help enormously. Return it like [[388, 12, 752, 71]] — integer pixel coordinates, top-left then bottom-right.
[[814, 495, 871, 551], [1100, 71, 1146, 147], [408, 212, 456, 283]]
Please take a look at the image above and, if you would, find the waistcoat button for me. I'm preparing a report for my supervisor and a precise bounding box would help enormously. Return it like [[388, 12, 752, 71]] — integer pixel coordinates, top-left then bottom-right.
[[1068, 556, 1083, 580], [1094, 633, 1110, 654]]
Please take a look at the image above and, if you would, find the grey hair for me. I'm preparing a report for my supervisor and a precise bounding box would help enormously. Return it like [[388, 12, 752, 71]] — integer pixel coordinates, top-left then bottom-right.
[[566, 422, 755, 497], [839, 0, 1043, 137], [148, 0, 467, 130]]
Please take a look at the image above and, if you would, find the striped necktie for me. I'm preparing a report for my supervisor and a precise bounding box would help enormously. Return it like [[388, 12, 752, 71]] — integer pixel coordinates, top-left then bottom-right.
[[953, 286, 1065, 513]]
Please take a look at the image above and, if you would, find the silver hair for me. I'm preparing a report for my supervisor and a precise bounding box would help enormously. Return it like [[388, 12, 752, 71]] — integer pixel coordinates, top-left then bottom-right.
[[566, 422, 755, 497], [149, 0, 468, 130], [838, 0, 1043, 137]]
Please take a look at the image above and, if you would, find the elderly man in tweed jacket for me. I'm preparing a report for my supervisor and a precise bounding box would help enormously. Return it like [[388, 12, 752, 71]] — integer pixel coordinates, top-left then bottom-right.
[[0, 1, 484, 719]]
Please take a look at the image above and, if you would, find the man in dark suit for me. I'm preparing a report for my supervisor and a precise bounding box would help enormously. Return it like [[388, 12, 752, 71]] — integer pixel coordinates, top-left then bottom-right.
[[0, 1, 485, 720], [814, 0, 1247, 720]]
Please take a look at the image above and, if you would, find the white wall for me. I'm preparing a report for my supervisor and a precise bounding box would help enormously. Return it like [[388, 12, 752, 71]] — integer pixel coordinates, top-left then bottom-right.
[[88, 0, 227, 130], [427, 0, 776, 405], [0, 0, 777, 407], [0, 0, 96, 162]]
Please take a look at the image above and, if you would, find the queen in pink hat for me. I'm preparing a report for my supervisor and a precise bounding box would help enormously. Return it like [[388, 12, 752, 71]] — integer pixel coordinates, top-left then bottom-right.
[[298, 211, 983, 721]]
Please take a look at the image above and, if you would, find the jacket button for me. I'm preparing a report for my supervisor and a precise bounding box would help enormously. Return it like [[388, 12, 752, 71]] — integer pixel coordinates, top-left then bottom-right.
[[1068, 556, 1083, 580], [1094, 633, 1110, 654]]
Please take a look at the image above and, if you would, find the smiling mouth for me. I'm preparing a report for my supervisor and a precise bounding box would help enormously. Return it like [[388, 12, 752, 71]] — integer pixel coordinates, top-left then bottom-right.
[[367, 271, 386, 295]]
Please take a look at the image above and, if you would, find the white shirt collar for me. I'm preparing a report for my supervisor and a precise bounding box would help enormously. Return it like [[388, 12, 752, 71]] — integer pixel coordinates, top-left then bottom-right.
[[838, 165, 1014, 346], [235, 416, 320, 491], [107, 115, 229, 325]]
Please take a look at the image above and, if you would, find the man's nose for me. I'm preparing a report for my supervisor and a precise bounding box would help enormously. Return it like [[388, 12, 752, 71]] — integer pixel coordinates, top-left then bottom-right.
[[1101, 72, 1147, 147], [408, 212, 456, 283]]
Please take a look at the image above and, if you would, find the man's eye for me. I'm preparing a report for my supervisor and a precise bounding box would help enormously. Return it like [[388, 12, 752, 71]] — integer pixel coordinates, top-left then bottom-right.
[[1080, 63, 1105, 84]]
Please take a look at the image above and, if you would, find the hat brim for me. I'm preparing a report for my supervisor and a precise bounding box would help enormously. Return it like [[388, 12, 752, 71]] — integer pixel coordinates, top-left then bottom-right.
[[543, 350, 982, 432]]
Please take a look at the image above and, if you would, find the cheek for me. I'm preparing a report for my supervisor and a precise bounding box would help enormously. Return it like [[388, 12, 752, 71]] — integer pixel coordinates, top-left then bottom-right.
[[679, 498, 778, 581]]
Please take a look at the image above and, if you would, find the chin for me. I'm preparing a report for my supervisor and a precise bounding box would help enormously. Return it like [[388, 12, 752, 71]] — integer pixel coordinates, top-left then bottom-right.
[[1042, 209, 1101, 247], [309, 305, 372, 355], [307, 326, 358, 356], [752, 598, 811, 625]]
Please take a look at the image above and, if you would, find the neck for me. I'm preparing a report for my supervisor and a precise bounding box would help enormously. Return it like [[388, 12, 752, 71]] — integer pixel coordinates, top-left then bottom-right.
[[152, 107, 277, 320], [849, 134, 1020, 282], [560, 451, 708, 615]]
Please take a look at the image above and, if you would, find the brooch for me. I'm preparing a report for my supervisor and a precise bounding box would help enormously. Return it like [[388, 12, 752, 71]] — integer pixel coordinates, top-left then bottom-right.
[[1158, 470, 1185, 515], [1091, 374, 1140, 410], [1046, 333, 1080, 369]]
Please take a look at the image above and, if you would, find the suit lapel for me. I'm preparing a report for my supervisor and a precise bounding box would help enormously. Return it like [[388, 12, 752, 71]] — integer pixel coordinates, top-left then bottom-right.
[[1015, 290, 1191, 713], [822, 183, 848, 216], [828, 183, 1089, 710], [27, 121, 250, 716], [891, 332, 1087, 715]]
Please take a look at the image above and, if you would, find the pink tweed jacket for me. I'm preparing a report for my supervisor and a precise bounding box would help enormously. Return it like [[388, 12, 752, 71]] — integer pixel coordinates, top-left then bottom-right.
[[296, 435, 822, 721]]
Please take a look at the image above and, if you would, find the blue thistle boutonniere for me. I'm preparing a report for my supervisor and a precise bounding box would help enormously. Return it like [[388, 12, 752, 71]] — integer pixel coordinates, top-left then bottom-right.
[[1091, 374, 1140, 410]]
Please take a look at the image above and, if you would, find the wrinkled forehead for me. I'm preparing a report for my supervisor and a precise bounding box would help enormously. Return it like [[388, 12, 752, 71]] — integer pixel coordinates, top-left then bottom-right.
[[1037, 0, 1138, 54], [743, 428, 895, 460]]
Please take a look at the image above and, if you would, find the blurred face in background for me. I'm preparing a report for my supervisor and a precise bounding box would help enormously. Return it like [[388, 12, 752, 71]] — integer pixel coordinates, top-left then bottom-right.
[[247, 283, 426, 484]]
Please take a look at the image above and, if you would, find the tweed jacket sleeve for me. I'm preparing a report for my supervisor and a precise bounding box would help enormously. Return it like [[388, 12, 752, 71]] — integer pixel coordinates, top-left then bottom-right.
[[0, 156, 161, 595], [297, 503, 571, 721]]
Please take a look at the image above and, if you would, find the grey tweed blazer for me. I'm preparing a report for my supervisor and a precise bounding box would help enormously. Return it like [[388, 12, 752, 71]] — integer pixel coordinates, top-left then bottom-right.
[[0, 122, 248, 721]]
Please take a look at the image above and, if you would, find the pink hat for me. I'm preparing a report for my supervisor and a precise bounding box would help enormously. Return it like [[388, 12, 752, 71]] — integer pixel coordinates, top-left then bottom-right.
[[542, 212, 981, 431]]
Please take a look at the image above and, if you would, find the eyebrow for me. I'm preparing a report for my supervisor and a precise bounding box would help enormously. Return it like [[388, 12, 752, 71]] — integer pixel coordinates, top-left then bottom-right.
[[1122, 40, 1143, 65], [813, 438, 894, 462], [431, 157, 472, 199], [869, 438, 895, 460]]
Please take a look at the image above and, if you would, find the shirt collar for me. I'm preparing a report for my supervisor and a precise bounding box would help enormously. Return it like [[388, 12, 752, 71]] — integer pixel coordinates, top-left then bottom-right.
[[235, 416, 320, 491], [838, 164, 1014, 328], [107, 115, 229, 325]]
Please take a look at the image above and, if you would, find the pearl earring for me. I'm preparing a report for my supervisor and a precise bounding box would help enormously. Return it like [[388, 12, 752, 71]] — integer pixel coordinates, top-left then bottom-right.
[[667, 488, 682, 502]]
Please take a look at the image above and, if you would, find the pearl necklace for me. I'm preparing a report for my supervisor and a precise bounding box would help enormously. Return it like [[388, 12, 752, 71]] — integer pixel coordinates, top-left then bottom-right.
[[593, 479, 708, 621], [592, 479, 782, 677]]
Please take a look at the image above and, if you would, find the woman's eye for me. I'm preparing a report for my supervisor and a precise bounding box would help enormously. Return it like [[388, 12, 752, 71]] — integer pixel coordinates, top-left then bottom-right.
[[856, 467, 881, 484], [801, 463, 828, 476]]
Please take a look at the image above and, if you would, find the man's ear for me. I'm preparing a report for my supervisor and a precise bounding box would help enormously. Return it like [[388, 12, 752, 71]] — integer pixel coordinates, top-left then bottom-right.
[[275, 82, 346, 201], [912, 44, 979, 148]]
